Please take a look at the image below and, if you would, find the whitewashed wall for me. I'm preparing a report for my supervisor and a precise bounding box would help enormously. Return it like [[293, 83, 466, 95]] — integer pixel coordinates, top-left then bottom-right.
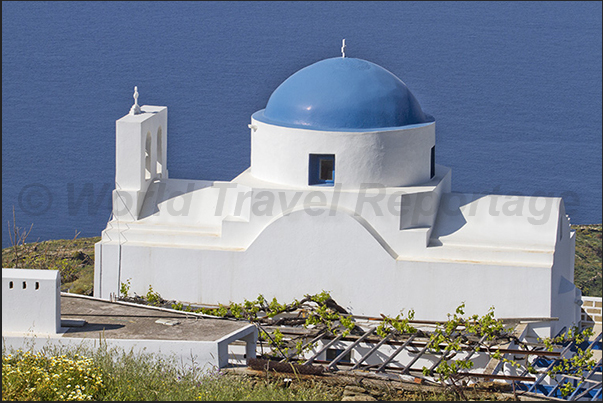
[[250, 119, 435, 188], [2, 268, 61, 334], [97, 207, 574, 338]]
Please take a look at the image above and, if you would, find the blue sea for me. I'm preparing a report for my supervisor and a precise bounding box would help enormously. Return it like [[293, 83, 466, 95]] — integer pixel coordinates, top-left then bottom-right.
[[2, 1, 602, 248]]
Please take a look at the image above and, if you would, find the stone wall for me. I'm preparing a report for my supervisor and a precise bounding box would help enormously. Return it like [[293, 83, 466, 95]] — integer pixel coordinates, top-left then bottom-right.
[[581, 296, 602, 325]]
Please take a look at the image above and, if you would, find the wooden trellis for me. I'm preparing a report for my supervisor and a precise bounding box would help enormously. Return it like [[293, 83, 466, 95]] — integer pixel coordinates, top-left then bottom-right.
[[253, 318, 602, 401]]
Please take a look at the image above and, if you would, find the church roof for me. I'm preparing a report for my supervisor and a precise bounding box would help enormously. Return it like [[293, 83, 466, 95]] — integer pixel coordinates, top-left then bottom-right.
[[253, 57, 433, 131]]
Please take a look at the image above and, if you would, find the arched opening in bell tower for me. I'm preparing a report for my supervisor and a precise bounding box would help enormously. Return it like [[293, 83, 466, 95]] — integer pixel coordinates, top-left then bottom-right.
[[156, 127, 163, 178], [145, 132, 152, 180]]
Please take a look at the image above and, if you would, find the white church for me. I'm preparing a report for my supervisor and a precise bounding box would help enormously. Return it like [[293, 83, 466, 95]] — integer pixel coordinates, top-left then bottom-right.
[[94, 47, 581, 337]]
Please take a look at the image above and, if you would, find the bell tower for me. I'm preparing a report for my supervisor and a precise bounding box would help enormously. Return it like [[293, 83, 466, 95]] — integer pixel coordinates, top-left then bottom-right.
[[113, 87, 168, 221]]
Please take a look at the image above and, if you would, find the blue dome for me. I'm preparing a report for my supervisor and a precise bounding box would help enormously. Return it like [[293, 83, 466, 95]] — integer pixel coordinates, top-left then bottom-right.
[[253, 57, 433, 131]]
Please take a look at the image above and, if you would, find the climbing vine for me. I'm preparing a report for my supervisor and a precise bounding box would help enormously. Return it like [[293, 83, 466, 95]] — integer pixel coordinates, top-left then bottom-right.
[[119, 283, 599, 399], [376, 309, 417, 337], [541, 326, 596, 397]]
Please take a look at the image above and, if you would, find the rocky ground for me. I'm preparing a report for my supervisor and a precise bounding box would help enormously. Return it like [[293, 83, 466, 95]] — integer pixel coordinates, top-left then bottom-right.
[[230, 367, 530, 401]]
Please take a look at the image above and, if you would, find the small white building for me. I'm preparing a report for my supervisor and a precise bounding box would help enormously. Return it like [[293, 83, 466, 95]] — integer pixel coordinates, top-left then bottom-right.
[[2, 268, 257, 370], [95, 53, 581, 338]]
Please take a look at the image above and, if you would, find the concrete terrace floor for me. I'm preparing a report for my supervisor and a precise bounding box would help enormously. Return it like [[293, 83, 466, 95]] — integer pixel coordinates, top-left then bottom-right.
[[60, 294, 249, 341]]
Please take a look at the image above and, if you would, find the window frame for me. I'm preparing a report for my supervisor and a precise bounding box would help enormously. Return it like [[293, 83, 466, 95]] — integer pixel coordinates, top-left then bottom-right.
[[309, 154, 335, 186]]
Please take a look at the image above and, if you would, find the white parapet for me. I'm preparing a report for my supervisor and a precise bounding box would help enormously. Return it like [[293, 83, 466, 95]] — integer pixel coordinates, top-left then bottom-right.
[[2, 268, 61, 334]]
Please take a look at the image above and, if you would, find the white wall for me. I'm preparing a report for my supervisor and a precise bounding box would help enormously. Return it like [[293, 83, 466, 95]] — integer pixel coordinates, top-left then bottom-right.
[[550, 201, 580, 335], [101, 208, 559, 327], [2, 268, 61, 334], [2, 324, 257, 370], [96, 168, 450, 263], [250, 119, 435, 188]]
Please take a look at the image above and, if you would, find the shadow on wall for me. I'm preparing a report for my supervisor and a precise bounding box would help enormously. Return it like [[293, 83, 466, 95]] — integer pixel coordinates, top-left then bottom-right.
[[430, 193, 490, 241], [137, 179, 215, 220]]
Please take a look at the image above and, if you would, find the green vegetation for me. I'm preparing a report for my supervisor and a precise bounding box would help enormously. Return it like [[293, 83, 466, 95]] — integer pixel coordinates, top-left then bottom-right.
[[541, 326, 597, 397], [2, 349, 106, 401], [2, 340, 513, 401], [2, 343, 335, 401], [572, 224, 602, 297], [162, 290, 596, 400], [2, 305, 596, 401], [1, 233, 99, 295]]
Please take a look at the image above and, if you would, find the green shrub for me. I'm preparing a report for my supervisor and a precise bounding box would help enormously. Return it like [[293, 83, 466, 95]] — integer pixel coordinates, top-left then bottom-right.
[[2, 350, 106, 401], [145, 284, 162, 306], [1, 343, 335, 401]]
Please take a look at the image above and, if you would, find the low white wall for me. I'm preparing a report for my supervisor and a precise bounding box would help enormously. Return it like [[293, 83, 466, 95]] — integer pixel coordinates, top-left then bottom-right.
[[2, 327, 256, 371], [2, 268, 61, 334]]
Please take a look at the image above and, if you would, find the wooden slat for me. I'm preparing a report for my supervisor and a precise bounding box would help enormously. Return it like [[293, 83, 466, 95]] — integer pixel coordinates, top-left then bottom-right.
[[567, 357, 602, 401], [350, 332, 394, 370], [428, 332, 464, 374], [313, 360, 537, 382], [303, 333, 344, 365], [400, 336, 434, 375], [376, 334, 417, 372], [279, 329, 326, 363], [327, 328, 375, 370], [274, 328, 561, 356], [571, 381, 602, 401], [527, 340, 576, 393], [455, 334, 489, 377]]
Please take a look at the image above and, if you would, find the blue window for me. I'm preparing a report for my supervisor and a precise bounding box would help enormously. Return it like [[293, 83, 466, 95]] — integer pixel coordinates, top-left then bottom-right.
[[309, 154, 335, 185]]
